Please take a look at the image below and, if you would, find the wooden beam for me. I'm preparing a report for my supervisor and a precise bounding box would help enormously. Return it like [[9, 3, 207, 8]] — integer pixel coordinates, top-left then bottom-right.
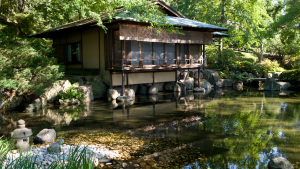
[[122, 71, 125, 96], [164, 43, 167, 65], [198, 67, 201, 88], [203, 45, 206, 70]]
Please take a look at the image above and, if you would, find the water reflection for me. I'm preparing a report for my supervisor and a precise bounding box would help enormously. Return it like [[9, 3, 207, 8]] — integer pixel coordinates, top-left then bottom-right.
[[1, 87, 300, 168]]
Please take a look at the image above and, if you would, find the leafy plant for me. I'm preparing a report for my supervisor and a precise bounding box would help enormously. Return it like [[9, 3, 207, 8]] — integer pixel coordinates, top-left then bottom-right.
[[279, 69, 300, 81], [229, 73, 253, 83], [0, 34, 64, 99], [57, 86, 83, 101], [259, 58, 285, 73]]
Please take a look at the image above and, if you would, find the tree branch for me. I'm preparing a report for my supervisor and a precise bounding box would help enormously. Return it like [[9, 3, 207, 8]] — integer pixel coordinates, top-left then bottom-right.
[[0, 15, 28, 36]]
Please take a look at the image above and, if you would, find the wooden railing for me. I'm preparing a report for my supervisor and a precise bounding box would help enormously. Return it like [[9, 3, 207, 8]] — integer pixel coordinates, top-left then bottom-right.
[[108, 58, 205, 70]]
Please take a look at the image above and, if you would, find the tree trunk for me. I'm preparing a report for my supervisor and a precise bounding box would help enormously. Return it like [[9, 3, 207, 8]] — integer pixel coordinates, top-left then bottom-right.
[[261, 42, 264, 61]]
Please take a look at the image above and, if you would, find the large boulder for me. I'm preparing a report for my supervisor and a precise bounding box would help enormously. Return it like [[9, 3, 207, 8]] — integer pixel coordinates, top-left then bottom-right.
[[194, 71, 203, 80], [33, 129, 56, 144], [223, 79, 233, 87], [268, 157, 293, 169], [233, 81, 243, 89], [107, 89, 120, 100], [84, 75, 107, 99], [216, 80, 224, 88], [148, 86, 158, 95], [185, 77, 194, 90], [264, 78, 280, 91], [0, 96, 22, 111], [153, 83, 164, 92], [264, 72, 273, 78], [139, 86, 148, 95], [125, 88, 135, 98], [202, 69, 219, 85], [44, 80, 72, 103], [174, 84, 181, 92], [179, 71, 189, 80], [164, 82, 175, 92], [277, 82, 291, 90], [69, 76, 84, 86], [194, 79, 211, 89], [78, 85, 94, 102]]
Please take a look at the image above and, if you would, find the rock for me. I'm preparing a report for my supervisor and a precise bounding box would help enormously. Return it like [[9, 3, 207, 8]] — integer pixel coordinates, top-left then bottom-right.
[[47, 139, 64, 153], [148, 95, 158, 102], [34, 98, 42, 110], [194, 87, 205, 92], [34, 129, 56, 144], [148, 86, 158, 95], [180, 71, 189, 80], [280, 90, 291, 96], [0, 96, 22, 111], [44, 80, 72, 103], [107, 89, 120, 100], [78, 85, 94, 102], [216, 80, 224, 88], [153, 83, 165, 92], [84, 75, 107, 98], [139, 86, 148, 95], [185, 77, 194, 90], [264, 78, 280, 91], [268, 157, 293, 169], [223, 79, 233, 87], [194, 71, 203, 80], [164, 82, 175, 92], [174, 84, 181, 92], [264, 72, 273, 78], [116, 96, 133, 102], [199, 79, 212, 89], [69, 76, 84, 85], [233, 81, 243, 89], [140, 162, 147, 168], [273, 72, 282, 78], [25, 104, 35, 112], [40, 97, 47, 107], [277, 82, 291, 90], [125, 88, 135, 98], [202, 69, 219, 85], [177, 82, 186, 91]]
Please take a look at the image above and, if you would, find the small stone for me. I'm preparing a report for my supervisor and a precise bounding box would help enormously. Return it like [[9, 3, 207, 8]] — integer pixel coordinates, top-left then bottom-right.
[[47, 139, 64, 153]]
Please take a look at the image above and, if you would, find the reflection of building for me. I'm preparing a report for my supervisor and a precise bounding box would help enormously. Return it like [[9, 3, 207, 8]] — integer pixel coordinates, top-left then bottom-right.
[[29, 1, 228, 95]]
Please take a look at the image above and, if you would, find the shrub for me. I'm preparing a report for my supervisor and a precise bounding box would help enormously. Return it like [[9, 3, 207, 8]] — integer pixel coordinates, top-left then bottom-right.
[[259, 58, 285, 73], [0, 35, 64, 99], [206, 49, 238, 71], [278, 69, 300, 81], [57, 86, 83, 101]]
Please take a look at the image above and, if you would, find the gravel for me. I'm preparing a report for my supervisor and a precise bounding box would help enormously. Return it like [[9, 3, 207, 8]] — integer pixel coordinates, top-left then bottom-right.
[[2, 144, 120, 168]]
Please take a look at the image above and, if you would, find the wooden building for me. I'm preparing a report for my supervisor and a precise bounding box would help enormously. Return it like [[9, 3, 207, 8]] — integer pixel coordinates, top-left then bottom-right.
[[29, 1, 228, 95]]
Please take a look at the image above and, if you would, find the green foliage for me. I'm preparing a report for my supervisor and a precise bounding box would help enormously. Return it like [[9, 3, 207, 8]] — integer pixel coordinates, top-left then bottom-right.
[[0, 138, 95, 169], [206, 49, 238, 71], [0, 34, 64, 98], [57, 86, 83, 101], [0, 137, 14, 156], [229, 72, 253, 83], [259, 58, 285, 73], [278, 69, 300, 81]]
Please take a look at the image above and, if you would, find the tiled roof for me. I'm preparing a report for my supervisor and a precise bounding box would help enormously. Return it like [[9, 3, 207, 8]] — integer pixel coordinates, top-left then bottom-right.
[[213, 32, 230, 38], [29, 6, 228, 38]]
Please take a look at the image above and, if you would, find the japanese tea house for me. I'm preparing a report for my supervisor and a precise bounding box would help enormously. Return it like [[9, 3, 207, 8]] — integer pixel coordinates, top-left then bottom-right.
[[29, 1, 228, 95]]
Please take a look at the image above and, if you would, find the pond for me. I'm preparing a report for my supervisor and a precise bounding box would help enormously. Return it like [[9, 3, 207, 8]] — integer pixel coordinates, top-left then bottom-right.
[[1, 87, 300, 168]]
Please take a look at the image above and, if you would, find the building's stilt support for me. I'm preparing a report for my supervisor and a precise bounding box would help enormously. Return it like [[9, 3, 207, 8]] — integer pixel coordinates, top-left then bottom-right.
[[122, 70, 125, 96], [198, 67, 201, 88]]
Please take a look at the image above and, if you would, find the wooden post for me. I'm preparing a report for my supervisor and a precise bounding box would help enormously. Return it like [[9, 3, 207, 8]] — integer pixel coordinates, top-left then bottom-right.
[[203, 45, 206, 70], [126, 72, 129, 88], [122, 71, 125, 96], [198, 67, 201, 88], [110, 72, 113, 89]]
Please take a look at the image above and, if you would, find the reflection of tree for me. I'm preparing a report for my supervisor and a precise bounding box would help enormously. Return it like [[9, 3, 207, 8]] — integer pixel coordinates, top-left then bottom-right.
[[200, 93, 300, 168]]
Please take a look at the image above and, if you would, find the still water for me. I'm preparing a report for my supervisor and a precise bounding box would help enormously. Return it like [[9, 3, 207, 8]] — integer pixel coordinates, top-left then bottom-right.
[[1, 87, 300, 168]]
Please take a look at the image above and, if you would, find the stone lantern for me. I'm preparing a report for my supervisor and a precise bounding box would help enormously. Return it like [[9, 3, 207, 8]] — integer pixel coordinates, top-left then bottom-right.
[[11, 119, 32, 152]]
